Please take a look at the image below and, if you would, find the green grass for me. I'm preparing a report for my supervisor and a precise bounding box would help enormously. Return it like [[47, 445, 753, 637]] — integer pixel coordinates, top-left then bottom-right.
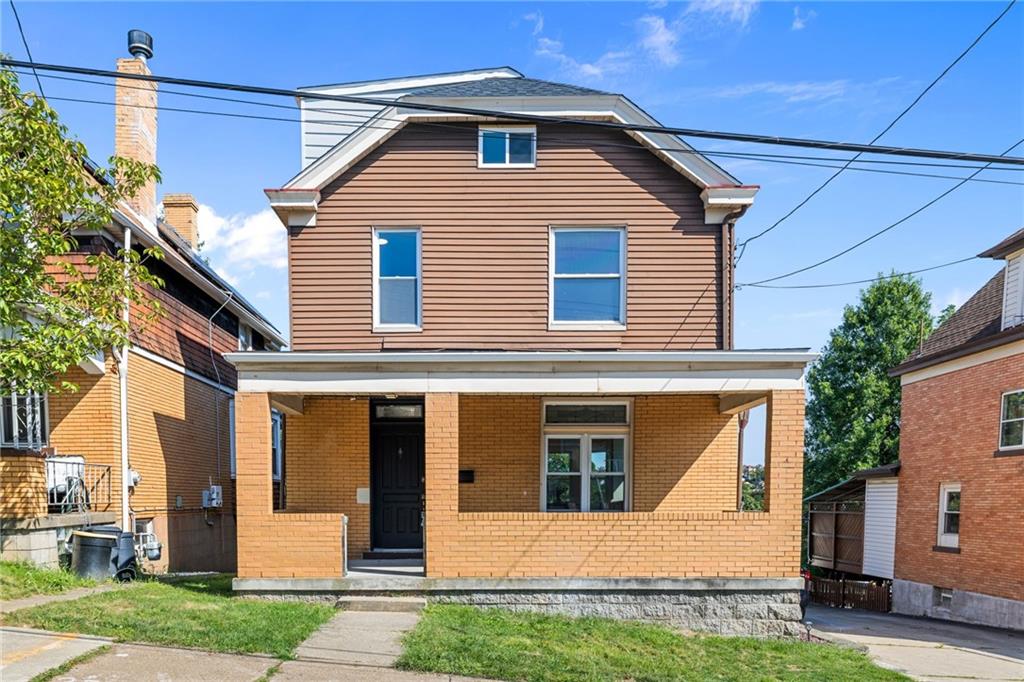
[[0, 560, 97, 600], [398, 605, 910, 682], [29, 645, 111, 682], [4, 574, 335, 659]]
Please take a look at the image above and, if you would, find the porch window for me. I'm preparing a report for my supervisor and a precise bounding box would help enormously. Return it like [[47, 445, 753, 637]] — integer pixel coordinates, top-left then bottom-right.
[[543, 401, 629, 512], [1, 392, 48, 450], [999, 389, 1023, 450], [373, 228, 421, 331], [550, 228, 626, 328], [937, 483, 961, 548]]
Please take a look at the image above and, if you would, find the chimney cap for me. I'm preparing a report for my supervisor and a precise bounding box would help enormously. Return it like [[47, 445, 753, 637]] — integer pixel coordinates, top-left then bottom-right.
[[127, 30, 154, 60]]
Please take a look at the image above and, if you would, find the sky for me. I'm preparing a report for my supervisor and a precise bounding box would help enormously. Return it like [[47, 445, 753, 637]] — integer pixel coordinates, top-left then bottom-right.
[[3, 1, 1023, 463]]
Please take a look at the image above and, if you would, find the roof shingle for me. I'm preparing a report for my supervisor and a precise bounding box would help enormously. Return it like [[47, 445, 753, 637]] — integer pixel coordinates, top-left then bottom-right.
[[408, 77, 613, 98]]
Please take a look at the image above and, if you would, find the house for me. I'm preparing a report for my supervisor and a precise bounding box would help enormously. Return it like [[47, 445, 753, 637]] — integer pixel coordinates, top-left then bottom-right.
[[889, 228, 1024, 631], [226, 68, 815, 636], [0, 32, 286, 573], [805, 462, 900, 581]]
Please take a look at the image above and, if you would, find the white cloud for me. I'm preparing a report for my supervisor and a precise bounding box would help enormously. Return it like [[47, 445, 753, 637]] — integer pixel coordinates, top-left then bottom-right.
[[195, 204, 287, 284], [704, 79, 851, 103], [535, 37, 632, 80], [637, 15, 681, 67], [648, 0, 669, 7], [523, 11, 544, 36], [791, 6, 816, 31], [685, 0, 759, 28]]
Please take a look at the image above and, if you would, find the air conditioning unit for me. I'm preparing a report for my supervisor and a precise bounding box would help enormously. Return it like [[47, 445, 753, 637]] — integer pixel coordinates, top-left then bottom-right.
[[202, 485, 223, 508]]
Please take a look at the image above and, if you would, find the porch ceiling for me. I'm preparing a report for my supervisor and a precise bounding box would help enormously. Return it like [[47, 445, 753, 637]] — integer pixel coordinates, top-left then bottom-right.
[[227, 349, 815, 395]]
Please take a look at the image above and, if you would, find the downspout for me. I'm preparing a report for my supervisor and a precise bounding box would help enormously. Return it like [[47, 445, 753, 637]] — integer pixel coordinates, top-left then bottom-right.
[[117, 227, 133, 530]]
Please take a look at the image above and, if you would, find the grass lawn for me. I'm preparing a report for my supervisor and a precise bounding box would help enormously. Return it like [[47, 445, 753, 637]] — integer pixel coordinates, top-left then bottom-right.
[[3, 574, 335, 659], [0, 560, 97, 601], [398, 605, 910, 682]]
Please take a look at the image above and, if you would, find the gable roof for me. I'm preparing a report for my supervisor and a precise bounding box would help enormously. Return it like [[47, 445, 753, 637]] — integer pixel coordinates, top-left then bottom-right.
[[413, 77, 612, 98], [979, 226, 1024, 259]]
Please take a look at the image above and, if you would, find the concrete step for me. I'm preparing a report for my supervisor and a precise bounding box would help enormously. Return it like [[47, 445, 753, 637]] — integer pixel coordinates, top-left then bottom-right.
[[336, 596, 426, 612]]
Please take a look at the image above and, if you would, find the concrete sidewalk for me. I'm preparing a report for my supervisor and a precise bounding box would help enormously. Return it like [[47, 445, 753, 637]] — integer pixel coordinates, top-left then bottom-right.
[[0, 627, 110, 682], [807, 605, 1024, 681]]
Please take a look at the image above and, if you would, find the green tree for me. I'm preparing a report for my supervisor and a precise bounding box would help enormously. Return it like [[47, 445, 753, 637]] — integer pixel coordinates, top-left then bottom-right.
[[936, 303, 957, 326], [1, 64, 163, 394], [741, 464, 765, 511], [804, 274, 936, 494]]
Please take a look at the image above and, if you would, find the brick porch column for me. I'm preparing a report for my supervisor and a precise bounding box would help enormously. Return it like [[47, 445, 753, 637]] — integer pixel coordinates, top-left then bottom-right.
[[234, 391, 272, 577], [424, 393, 458, 578], [764, 389, 806, 575]]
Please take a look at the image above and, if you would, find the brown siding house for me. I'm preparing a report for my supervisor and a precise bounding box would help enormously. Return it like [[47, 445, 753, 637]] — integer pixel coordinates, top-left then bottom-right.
[[890, 228, 1024, 631], [228, 68, 813, 636]]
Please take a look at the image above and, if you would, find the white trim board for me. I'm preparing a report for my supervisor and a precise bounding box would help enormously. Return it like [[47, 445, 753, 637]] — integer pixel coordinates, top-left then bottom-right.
[[900, 339, 1024, 385]]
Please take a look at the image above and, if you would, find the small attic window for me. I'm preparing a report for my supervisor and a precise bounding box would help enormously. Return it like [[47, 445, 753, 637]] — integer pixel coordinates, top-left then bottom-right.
[[478, 126, 536, 168]]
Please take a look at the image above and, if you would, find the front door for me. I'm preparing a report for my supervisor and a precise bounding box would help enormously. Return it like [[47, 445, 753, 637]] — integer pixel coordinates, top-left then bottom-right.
[[371, 415, 424, 549]]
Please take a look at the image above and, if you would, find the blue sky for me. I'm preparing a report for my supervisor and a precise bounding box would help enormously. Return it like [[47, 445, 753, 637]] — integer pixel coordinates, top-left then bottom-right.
[[4, 1, 1023, 462]]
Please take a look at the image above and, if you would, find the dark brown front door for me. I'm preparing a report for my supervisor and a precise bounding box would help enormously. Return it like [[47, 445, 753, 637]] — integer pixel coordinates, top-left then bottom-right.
[[371, 420, 424, 549]]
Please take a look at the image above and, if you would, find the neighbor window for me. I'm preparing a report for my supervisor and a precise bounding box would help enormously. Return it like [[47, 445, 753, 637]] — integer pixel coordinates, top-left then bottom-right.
[[542, 401, 629, 512], [1, 392, 48, 450], [999, 389, 1023, 450], [373, 228, 421, 330], [937, 483, 961, 548], [550, 228, 626, 327], [478, 126, 536, 167], [238, 324, 253, 351]]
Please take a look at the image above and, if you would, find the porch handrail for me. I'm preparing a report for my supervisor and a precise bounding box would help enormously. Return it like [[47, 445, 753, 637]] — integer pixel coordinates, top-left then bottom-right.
[[45, 457, 113, 514]]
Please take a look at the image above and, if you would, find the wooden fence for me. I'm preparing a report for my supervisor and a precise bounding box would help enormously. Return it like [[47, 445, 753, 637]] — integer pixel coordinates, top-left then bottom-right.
[[810, 577, 891, 613]]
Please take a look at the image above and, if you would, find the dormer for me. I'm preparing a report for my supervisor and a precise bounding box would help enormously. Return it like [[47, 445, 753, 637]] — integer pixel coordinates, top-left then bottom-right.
[[979, 228, 1024, 330]]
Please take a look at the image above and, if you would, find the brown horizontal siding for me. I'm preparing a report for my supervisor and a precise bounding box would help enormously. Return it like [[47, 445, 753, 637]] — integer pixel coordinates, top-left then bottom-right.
[[290, 122, 724, 351]]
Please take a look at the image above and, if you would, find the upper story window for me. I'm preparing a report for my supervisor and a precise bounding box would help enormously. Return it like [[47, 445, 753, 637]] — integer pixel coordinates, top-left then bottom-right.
[[238, 324, 253, 351], [1000, 390, 1023, 450], [373, 228, 421, 331], [937, 483, 961, 548], [478, 126, 536, 168], [1, 392, 48, 450], [549, 227, 626, 329]]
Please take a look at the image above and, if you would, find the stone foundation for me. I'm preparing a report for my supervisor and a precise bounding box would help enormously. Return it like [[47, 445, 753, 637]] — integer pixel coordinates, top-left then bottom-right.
[[0, 512, 118, 568], [429, 589, 804, 637]]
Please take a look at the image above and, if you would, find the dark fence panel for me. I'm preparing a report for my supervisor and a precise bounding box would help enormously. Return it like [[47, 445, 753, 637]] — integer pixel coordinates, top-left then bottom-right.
[[810, 577, 891, 612]]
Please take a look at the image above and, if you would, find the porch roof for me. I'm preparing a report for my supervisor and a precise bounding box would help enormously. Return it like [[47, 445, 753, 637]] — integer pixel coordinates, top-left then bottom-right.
[[225, 349, 815, 395]]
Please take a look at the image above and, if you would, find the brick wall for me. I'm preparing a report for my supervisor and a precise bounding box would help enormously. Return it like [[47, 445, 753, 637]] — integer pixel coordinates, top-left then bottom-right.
[[0, 450, 47, 518], [895, 352, 1024, 602], [235, 392, 345, 579]]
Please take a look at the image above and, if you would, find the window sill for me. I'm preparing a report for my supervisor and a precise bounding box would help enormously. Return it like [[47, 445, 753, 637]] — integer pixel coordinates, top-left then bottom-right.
[[932, 544, 961, 554], [477, 162, 536, 169], [549, 322, 627, 332], [373, 325, 423, 334], [994, 447, 1024, 457]]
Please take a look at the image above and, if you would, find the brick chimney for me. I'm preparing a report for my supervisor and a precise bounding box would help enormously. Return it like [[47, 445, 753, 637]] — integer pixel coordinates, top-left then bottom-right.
[[162, 194, 200, 248], [114, 34, 158, 221]]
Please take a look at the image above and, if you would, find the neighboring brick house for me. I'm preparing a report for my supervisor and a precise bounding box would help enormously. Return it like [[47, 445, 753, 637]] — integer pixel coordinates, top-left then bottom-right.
[[889, 228, 1024, 631], [0, 34, 286, 572], [227, 68, 814, 635]]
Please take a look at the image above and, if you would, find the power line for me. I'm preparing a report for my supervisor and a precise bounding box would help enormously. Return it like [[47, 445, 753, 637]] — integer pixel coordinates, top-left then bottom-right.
[[28, 68, 1024, 174], [41, 93, 1024, 187], [736, 0, 1019, 259], [8, 0, 44, 97], [744, 137, 1024, 286], [738, 256, 979, 290], [4, 57, 1024, 166]]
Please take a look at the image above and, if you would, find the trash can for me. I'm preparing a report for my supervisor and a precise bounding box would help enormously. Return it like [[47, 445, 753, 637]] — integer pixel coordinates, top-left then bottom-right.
[[70, 529, 119, 580]]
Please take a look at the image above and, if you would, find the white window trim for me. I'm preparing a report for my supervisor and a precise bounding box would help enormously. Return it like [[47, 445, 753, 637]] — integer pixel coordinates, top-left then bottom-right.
[[937, 482, 961, 548], [1, 392, 49, 450], [372, 227, 422, 333], [540, 399, 632, 512], [271, 409, 284, 482], [998, 388, 1024, 451], [228, 398, 236, 479], [477, 125, 537, 169], [548, 227, 627, 331]]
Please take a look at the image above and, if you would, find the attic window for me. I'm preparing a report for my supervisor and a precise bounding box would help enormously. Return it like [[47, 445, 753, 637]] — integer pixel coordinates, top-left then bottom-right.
[[478, 126, 536, 167]]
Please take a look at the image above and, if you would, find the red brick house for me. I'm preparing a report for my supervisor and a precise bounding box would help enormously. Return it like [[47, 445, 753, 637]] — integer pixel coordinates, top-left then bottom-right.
[[227, 68, 814, 635], [890, 228, 1024, 630]]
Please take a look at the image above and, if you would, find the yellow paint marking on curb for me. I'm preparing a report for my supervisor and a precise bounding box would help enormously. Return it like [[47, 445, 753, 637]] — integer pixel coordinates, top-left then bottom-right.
[[1, 632, 79, 666]]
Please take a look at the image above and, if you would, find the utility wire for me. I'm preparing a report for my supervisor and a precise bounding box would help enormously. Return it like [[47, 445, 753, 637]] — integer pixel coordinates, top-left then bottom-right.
[[738, 256, 979, 289], [41, 93, 1024, 187], [736, 0, 1019, 260], [24, 69, 1023, 173], [4, 57, 1024, 166], [743, 138, 1024, 286], [8, 0, 44, 97]]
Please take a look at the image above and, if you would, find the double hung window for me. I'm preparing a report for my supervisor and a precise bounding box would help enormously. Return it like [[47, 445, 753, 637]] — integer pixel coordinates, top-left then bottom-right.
[[373, 228, 421, 331], [999, 389, 1023, 450], [550, 228, 626, 328]]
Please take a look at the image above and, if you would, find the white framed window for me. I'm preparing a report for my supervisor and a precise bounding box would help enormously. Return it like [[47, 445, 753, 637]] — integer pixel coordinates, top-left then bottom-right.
[[271, 409, 284, 482], [541, 400, 630, 512], [999, 389, 1023, 450], [1, 392, 49, 450], [372, 227, 422, 332], [478, 125, 536, 168], [549, 227, 626, 330], [937, 483, 961, 548], [238, 324, 253, 351]]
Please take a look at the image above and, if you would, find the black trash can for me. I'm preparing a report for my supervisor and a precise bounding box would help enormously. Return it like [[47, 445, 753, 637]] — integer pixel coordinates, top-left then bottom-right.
[[70, 529, 118, 580]]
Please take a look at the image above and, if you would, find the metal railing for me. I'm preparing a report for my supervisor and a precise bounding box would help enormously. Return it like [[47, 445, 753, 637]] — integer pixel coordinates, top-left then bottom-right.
[[45, 457, 113, 514]]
